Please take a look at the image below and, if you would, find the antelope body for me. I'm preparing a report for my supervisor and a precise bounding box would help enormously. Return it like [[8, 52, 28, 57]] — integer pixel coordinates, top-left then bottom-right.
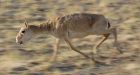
[[16, 13, 121, 64]]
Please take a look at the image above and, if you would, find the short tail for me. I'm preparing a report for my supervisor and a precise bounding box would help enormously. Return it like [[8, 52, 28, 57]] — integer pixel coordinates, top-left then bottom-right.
[[107, 22, 111, 29], [107, 19, 119, 29], [106, 19, 111, 29]]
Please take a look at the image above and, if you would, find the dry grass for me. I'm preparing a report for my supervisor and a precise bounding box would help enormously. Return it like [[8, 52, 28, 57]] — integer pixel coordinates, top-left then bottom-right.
[[0, 0, 140, 75]]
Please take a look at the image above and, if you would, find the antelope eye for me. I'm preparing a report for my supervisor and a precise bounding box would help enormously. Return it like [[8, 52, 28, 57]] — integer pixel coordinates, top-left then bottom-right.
[[21, 31, 25, 33]]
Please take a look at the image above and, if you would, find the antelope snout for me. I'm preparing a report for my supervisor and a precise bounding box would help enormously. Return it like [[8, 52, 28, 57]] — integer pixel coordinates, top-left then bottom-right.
[[19, 41, 23, 44], [16, 36, 23, 44], [16, 39, 23, 44]]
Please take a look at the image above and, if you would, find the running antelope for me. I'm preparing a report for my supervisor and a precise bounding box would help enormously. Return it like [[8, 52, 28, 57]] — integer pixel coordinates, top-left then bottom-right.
[[16, 13, 122, 64]]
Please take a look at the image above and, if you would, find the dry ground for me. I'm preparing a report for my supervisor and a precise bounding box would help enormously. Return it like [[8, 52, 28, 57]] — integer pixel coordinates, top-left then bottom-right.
[[0, 0, 140, 75]]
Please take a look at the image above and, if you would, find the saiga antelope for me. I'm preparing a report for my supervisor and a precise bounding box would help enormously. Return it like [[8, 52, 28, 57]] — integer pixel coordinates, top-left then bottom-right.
[[16, 13, 122, 64]]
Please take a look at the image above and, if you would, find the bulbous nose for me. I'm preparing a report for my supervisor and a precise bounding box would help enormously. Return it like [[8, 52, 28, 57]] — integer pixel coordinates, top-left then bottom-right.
[[16, 35, 23, 44], [16, 40, 23, 44], [16, 36, 23, 44]]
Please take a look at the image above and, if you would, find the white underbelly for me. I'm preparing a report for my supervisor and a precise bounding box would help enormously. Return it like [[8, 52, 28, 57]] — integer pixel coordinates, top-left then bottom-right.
[[68, 29, 109, 38], [68, 31, 90, 38]]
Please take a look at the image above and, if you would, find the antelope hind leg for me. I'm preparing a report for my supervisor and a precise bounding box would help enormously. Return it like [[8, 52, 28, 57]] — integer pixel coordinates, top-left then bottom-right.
[[64, 37, 102, 65], [93, 34, 110, 54], [111, 28, 123, 54]]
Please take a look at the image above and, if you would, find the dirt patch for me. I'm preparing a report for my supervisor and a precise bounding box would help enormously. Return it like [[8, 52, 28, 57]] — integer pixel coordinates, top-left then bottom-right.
[[0, 0, 140, 75]]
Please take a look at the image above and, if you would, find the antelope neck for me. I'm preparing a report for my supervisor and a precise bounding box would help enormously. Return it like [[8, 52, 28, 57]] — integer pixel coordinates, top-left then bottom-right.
[[30, 21, 56, 34]]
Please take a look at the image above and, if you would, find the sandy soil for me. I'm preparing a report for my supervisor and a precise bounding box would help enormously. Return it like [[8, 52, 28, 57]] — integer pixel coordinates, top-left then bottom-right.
[[0, 0, 140, 75]]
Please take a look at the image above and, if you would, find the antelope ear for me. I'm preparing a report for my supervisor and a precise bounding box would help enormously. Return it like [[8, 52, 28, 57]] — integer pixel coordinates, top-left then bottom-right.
[[24, 19, 29, 27]]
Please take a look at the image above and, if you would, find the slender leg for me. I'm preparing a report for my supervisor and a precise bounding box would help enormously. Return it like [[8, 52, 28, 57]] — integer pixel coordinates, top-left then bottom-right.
[[111, 28, 117, 46], [50, 38, 60, 62], [111, 28, 122, 53], [64, 37, 98, 63], [93, 34, 110, 54]]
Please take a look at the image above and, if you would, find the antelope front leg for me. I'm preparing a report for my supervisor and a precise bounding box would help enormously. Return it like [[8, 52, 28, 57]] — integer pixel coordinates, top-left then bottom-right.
[[93, 34, 110, 54], [64, 37, 98, 63], [50, 38, 60, 62]]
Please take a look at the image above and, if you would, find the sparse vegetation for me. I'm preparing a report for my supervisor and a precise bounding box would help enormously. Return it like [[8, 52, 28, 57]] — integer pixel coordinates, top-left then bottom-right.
[[0, 0, 140, 75]]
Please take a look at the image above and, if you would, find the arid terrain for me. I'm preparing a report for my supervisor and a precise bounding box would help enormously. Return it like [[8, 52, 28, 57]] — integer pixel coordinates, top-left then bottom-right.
[[0, 0, 140, 75]]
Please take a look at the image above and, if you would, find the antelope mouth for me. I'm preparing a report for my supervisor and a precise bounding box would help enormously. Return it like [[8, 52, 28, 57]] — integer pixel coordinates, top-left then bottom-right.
[[17, 41, 23, 44], [20, 41, 23, 44]]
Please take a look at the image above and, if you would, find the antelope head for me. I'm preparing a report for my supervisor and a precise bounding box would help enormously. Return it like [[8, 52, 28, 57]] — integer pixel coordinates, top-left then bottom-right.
[[16, 20, 35, 44]]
